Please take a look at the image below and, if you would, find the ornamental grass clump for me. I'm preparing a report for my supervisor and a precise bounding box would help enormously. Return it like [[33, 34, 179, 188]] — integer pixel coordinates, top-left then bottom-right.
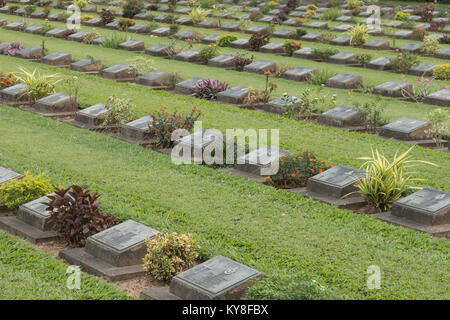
[[143, 232, 199, 281], [44, 185, 116, 247], [351, 148, 436, 212], [264, 152, 332, 188], [17, 67, 60, 104], [148, 107, 203, 148], [0, 171, 53, 209], [192, 79, 229, 101], [346, 24, 368, 47]]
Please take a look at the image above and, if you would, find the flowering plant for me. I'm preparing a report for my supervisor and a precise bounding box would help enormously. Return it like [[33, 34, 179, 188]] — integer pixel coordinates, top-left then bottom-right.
[[2, 42, 24, 56], [264, 152, 332, 188], [282, 40, 302, 56], [148, 107, 203, 148], [244, 71, 277, 105], [119, 18, 135, 30], [0, 72, 19, 89]]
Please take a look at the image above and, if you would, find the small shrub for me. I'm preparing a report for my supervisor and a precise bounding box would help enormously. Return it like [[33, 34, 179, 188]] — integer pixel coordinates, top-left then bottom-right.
[[248, 32, 270, 51], [294, 29, 307, 39], [126, 56, 155, 76], [411, 27, 428, 41], [147, 21, 159, 32], [169, 24, 180, 35], [2, 43, 24, 56], [356, 53, 372, 67], [101, 34, 131, 49], [24, 5, 36, 16], [352, 148, 435, 212], [188, 7, 210, 24], [7, 5, 18, 14], [312, 47, 339, 61], [82, 32, 100, 44], [420, 36, 440, 56], [389, 51, 419, 74], [234, 54, 254, 71], [346, 24, 368, 47], [61, 29, 76, 39], [122, 0, 143, 18], [353, 96, 386, 133], [283, 40, 302, 56], [143, 232, 199, 281], [394, 11, 410, 21], [308, 69, 337, 85], [102, 95, 135, 127], [148, 107, 203, 148], [100, 8, 115, 25], [0, 171, 53, 210], [430, 20, 446, 32], [346, 0, 360, 9], [17, 67, 60, 104], [321, 8, 341, 21], [433, 64, 450, 80], [197, 44, 220, 64], [425, 108, 449, 149], [44, 185, 116, 247], [216, 33, 238, 47], [192, 79, 229, 100], [264, 152, 332, 188], [350, 7, 361, 16], [0, 72, 19, 89], [118, 18, 135, 31], [417, 4, 434, 22], [161, 72, 182, 89]]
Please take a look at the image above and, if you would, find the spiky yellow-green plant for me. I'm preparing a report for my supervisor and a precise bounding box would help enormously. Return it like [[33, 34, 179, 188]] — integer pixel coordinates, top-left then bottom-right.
[[351, 147, 436, 212], [346, 24, 368, 47], [17, 67, 60, 104], [188, 7, 211, 24]]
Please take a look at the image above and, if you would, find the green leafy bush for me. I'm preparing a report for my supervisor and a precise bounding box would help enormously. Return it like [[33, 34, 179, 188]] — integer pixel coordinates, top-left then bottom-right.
[[216, 33, 238, 47], [0, 171, 53, 209], [425, 109, 449, 148], [353, 97, 386, 133], [197, 44, 220, 64], [389, 51, 419, 73], [420, 36, 440, 55], [308, 69, 337, 85], [102, 95, 135, 127], [394, 11, 410, 21], [122, 0, 143, 18], [321, 8, 341, 21], [143, 232, 199, 281], [312, 47, 339, 61], [433, 64, 450, 80]]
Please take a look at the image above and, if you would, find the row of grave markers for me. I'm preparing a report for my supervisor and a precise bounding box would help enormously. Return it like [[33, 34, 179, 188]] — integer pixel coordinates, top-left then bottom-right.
[[1, 16, 449, 109], [0, 64, 449, 240], [0, 168, 262, 300], [0, 29, 448, 152]]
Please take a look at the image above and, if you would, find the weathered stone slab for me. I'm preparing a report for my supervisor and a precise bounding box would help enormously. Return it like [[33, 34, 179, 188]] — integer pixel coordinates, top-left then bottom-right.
[[217, 86, 249, 105], [393, 30, 413, 39], [102, 64, 134, 81], [399, 43, 420, 53], [136, 70, 170, 87], [373, 81, 412, 97], [330, 35, 350, 46], [45, 28, 67, 38], [154, 15, 171, 23], [175, 30, 199, 41], [175, 7, 191, 15], [326, 74, 362, 90], [408, 63, 438, 77], [68, 31, 90, 42], [333, 24, 353, 32], [175, 49, 199, 62], [245, 26, 268, 34], [386, 21, 404, 28], [85, 17, 103, 26], [243, 61, 276, 74], [235, 147, 291, 175], [145, 44, 174, 57], [34, 93, 78, 115], [282, 18, 301, 26], [264, 96, 301, 115], [73, 103, 108, 129], [81, 5, 97, 13], [201, 34, 220, 45], [42, 52, 72, 67], [436, 48, 450, 60], [391, 188, 449, 225], [423, 89, 450, 107], [92, 36, 107, 45], [70, 58, 102, 73], [300, 32, 322, 41], [24, 25, 44, 34], [282, 67, 316, 82], [258, 16, 273, 23], [363, 40, 390, 50], [175, 17, 193, 25], [169, 256, 261, 300], [30, 11, 47, 19], [85, 220, 161, 267], [293, 47, 314, 59], [16, 195, 53, 231], [259, 42, 284, 54], [151, 27, 171, 37], [0, 83, 29, 106], [198, 20, 218, 28], [15, 47, 43, 60], [118, 40, 145, 51], [335, 15, 352, 22], [120, 115, 154, 145], [329, 52, 356, 64], [105, 21, 120, 30], [0, 167, 23, 186], [230, 38, 250, 49], [175, 78, 204, 95], [307, 165, 364, 199], [4, 22, 26, 31], [133, 12, 152, 20], [208, 54, 236, 68], [318, 106, 362, 127], [221, 23, 241, 32], [307, 21, 328, 29], [379, 118, 430, 140], [174, 130, 225, 164], [128, 24, 149, 34], [272, 29, 295, 38]]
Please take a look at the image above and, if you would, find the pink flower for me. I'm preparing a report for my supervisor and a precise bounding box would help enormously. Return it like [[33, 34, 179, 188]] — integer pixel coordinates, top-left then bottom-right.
[[30, 19, 34, 23], [445, 86, 449, 89], [416, 78, 421, 82], [424, 78, 430, 83]]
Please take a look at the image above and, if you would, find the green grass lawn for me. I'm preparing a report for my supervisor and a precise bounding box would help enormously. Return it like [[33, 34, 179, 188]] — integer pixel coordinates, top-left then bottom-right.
[[0, 25, 449, 136], [0, 230, 131, 299], [0, 100, 449, 299]]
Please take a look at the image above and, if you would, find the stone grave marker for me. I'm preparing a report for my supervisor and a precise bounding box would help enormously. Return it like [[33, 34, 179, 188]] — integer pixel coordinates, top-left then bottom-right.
[[145, 44, 174, 57], [70, 58, 102, 73], [59, 220, 162, 280], [246, 26, 268, 34], [45, 28, 67, 38], [202, 35, 220, 45], [0, 83, 29, 106], [81, 5, 97, 13], [118, 40, 145, 51], [424, 89, 450, 107], [259, 42, 284, 54], [72, 103, 108, 129], [307, 21, 328, 29], [175, 7, 191, 14], [5, 22, 26, 31], [34, 92, 78, 115], [282, 18, 301, 26], [198, 20, 218, 28], [300, 32, 322, 41], [221, 23, 241, 32], [47, 13, 63, 21], [264, 96, 301, 115], [373, 81, 412, 97], [102, 64, 134, 81], [208, 54, 236, 68], [436, 48, 450, 60], [363, 40, 390, 50], [168, 256, 261, 300], [230, 39, 250, 50], [272, 29, 295, 38], [393, 30, 413, 39], [336, 15, 352, 22], [293, 47, 314, 59], [243, 61, 276, 74], [329, 52, 356, 64], [136, 70, 170, 88], [175, 50, 199, 62], [283, 67, 316, 82], [307, 165, 365, 199], [379, 118, 430, 140], [105, 20, 119, 29], [42, 52, 72, 67], [68, 31, 89, 42], [326, 74, 362, 90], [175, 78, 204, 95], [175, 17, 193, 25], [330, 36, 351, 46], [24, 25, 44, 34], [15, 47, 43, 60], [157, 5, 170, 12], [133, 12, 153, 20], [0, 167, 23, 186], [128, 24, 149, 34], [120, 115, 153, 145], [175, 30, 199, 41], [16, 195, 53, 231], [333, 24, 353, 32], [85, 17, 103, 26], [217, 86, 249, 104], [318, 106, 362, 128], [92, 36, 107, 45], [399, 43, 420, 53], [258, 16, 274, 23], [408, 63, 438, 77], [386, 21, 404, 28], [174, 130, 225, 163], [235, 147, 291, 175], [154, 15, 171, 23]]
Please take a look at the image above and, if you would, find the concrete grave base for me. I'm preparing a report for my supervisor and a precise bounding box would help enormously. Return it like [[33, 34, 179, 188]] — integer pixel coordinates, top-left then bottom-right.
[[0, 216, 59, 244], [297, 190, 367, 210], [59, 248, 147, 281], [140, 287, 181, 300], [372, 212, 450, 239], [218, 168, 266, 183]]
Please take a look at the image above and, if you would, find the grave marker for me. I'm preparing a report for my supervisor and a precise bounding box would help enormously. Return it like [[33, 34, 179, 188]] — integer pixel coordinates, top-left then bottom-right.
[[379, 118, 430, 140], [317, 106, 362, 128], [217, 86, 249, 104], [34, 92, 78, 115], [175, 78, 204, 95], [326, 74, 362, 90]]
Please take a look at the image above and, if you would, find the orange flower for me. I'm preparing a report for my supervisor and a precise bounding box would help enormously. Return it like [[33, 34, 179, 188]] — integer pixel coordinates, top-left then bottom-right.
[[291, 173, 296, 178], [319, 169, 323, 173], [264, 176, 270, 181], [310, 158, 315, 162], [328, 165, 333, 168], [311, 169, 314, 173]]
